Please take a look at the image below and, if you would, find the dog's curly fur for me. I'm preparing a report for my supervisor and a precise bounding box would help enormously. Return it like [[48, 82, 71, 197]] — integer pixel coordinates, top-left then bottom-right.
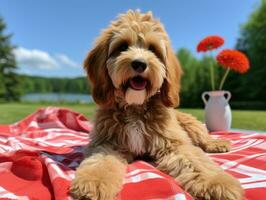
[[71, 10, 243, 200]]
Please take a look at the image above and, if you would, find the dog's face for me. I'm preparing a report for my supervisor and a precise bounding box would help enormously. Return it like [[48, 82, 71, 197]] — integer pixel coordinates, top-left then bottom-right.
[[85, 10, 182, 107]]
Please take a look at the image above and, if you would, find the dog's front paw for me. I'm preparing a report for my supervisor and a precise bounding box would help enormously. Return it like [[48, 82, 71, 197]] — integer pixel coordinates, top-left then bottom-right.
[[204, 139, 231, 153], [70, 176, 102, 200], [70, 155, 126, 200], [70, 175, 117, 200], [188, 172, 243, 200]]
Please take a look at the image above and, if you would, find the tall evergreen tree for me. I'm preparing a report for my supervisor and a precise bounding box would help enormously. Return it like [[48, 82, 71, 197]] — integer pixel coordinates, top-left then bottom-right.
[[0, 16, 21, 101]]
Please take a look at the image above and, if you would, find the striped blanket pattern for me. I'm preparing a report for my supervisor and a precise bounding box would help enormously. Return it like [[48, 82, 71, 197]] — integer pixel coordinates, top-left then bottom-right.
[[0, 107, 265, 200]]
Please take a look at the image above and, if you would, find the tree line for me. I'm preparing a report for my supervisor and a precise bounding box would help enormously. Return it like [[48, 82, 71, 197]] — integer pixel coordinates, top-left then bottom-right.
[[20, 75, 90, 94]]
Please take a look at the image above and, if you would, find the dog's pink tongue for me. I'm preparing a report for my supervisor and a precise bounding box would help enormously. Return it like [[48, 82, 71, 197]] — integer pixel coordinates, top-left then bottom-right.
[[129, 77, 147, 90]]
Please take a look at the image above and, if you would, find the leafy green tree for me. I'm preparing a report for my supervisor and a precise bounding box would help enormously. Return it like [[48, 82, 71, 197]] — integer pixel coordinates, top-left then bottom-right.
[[234, 0, 266, 103], [0, 16, 21, 101], [178, 48, 218, 107]]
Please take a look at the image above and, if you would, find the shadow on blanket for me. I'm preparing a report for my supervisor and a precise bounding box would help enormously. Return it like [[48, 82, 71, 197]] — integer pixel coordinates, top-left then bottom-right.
[[0, 107, 265, 200]]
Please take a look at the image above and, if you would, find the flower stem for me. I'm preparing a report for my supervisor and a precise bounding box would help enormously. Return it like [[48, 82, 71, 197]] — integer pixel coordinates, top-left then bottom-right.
[[219, 68, 230, 90], [209, 52, 215, 90]]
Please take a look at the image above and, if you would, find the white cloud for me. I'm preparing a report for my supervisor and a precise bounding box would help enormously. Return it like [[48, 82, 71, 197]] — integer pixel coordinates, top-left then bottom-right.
[[56, 54, 79, 68], [13, 47, 59, 70], [12, 47, 80, 71]]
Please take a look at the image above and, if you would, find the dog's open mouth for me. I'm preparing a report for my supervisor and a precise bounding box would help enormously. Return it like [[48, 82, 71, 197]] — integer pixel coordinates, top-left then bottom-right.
[[128, 76, 148, 90]]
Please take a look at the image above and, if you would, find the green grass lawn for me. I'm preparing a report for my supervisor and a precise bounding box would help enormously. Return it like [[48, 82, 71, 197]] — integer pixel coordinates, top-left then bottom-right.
[[0, 103, 265, 131]]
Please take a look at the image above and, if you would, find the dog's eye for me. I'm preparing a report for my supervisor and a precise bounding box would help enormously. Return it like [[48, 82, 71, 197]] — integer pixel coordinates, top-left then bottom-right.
[[109, 42, 129, 58], [148, 45, 156, 53], [118, 43, 128, 52], [148, 44, 164, 62]]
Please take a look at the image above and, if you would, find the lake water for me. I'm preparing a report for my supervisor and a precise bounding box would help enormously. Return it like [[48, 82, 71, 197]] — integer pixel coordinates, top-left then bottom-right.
[[22, 93, 94, 103]]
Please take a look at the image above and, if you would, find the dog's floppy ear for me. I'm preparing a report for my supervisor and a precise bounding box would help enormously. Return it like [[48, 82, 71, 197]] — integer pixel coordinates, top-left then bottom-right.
[[160, 47, 183, 107], [84, 30, 115, 107]]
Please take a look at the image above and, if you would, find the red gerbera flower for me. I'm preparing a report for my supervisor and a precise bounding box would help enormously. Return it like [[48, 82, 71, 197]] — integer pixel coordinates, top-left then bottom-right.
[[216, 49, 250, 73], [197, 35, 224, 52]]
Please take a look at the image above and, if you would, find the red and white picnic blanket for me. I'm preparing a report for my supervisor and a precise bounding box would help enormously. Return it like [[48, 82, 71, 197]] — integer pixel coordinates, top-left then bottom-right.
[[0, 107, 265, 200]]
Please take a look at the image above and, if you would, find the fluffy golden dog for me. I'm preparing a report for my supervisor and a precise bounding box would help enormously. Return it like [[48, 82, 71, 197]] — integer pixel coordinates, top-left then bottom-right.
[[71, 10, 243, 200]]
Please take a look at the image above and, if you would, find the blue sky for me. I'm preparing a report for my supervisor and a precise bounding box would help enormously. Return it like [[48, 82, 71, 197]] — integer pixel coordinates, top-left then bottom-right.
[[0, 0, 259, 77]]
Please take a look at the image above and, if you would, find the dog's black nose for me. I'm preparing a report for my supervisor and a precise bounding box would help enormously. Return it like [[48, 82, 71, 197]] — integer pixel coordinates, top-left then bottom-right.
[[131, 59, 147, 73]]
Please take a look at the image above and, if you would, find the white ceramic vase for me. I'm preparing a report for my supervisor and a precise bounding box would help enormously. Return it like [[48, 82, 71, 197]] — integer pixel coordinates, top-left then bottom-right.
[[202, 91, 232, 132]]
